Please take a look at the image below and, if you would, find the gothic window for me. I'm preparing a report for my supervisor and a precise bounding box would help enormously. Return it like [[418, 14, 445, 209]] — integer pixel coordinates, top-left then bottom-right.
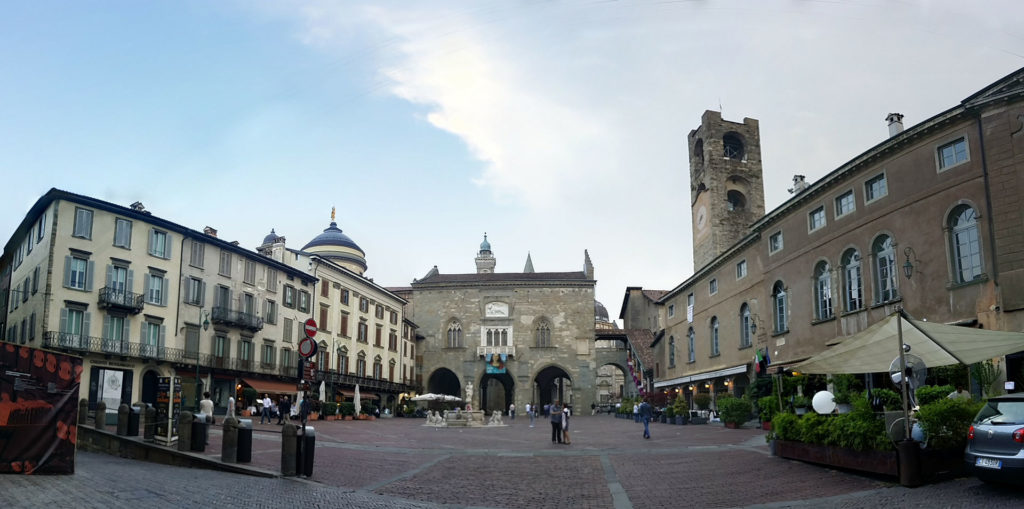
[[814, 261, 833, 321], [842, 249, 864, 312], [668, 336, 676, 367], [873, 235, 898, 303], [710, 317, 719, 356], [949, 205, 983, 283], [535, 320, 551, 347], [723, 133, 744, 160], [772, 281, 787, 333], [687, 328, 695, 363], [447, 320, 463, 348]]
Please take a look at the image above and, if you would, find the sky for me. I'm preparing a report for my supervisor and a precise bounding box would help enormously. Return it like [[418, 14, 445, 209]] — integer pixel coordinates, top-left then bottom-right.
[[2, 1, 1022, 324]]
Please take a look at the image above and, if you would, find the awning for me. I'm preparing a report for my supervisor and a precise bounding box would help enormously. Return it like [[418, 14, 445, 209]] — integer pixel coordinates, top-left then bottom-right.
[[241, 378, 298, 395], [793, 310, 1024, 374], [338, 390, 380, 399], [654, 364, 749, 388]]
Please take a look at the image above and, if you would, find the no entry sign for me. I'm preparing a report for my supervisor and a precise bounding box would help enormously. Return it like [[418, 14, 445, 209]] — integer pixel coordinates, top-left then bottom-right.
[[304, 318, 317, 338]]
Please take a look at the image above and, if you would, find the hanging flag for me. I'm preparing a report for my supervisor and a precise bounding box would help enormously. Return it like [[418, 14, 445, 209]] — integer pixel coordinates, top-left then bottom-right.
[[754, 349, 763, 373], [764, 349, 772, 366]]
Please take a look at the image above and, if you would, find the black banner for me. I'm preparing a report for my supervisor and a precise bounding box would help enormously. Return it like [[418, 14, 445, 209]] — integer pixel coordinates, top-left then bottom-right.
[[0, 344, 82, 474]]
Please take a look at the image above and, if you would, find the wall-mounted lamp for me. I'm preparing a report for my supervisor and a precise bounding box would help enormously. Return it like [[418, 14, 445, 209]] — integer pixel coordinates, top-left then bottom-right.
[[903, 247, 917, 280], [749, 313, 763, 336], [723, 379, 731, 386]]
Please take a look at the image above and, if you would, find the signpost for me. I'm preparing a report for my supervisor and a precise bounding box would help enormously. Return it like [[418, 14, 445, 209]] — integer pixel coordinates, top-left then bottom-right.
[[297, 317, 317, 476], [304, 318, 317, 339]]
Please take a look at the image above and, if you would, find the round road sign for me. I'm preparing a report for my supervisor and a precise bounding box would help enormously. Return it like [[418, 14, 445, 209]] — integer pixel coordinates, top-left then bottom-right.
[[298, 337, 317, 358], [304, 318, 318, 338]]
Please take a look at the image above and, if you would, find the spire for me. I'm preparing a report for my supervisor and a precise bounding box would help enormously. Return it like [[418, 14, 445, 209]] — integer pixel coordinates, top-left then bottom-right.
[[583, 249, 594, 280], [331, 206, 336, 222], [524, 252, 535, 273]]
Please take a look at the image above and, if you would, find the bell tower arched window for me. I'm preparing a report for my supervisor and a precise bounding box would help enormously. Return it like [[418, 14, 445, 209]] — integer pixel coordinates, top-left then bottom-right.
[[723, 134, 744, 160]]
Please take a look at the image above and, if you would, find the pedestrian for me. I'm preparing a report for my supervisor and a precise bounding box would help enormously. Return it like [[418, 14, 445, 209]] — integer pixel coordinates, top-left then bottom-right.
[[299, 396, 311, 422], [543, 403, 550, 417], [277, 395, 290, 425], [261, 394, 272, 424], [527, 402, 535, 427], [550, 402, 563, 443], [633, 402, 639, 423], [199, 391, 214, 424], [948, 385, 971, 400], [562, 405, 572, 444], [509, 402, 516, 420], [591, 402, 596, 416], [639, 399, 653, 439]]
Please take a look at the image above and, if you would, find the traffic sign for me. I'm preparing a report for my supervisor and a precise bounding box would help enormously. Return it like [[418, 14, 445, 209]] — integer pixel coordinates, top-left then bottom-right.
[[298, 337, 318, 358], [304, 318, 318, 339]]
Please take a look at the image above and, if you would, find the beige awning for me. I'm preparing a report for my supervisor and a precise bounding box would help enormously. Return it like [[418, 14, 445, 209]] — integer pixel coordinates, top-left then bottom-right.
[[793, 310, 1024, 374]]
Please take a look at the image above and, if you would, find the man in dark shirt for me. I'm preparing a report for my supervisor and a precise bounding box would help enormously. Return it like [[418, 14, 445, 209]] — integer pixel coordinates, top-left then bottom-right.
[[639, 399, 653, 439], [550, 403, 563, 443]]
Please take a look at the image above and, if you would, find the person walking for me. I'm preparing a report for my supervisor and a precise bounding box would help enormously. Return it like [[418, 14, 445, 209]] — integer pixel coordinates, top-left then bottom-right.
[[509, 402, 516, 420], [199, 392, 214, 423], [639, 399, 653, 439], [260, 394, 272, 424], [633, 402, 639, 423], [550, 403, 563, 443], [526, 402, 534, 427], [277, 395, 291, 424], [562, 405, 572, 445]]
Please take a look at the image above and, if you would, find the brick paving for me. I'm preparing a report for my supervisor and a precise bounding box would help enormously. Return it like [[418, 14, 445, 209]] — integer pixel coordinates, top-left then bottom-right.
[[6, 415, 1024, 508]]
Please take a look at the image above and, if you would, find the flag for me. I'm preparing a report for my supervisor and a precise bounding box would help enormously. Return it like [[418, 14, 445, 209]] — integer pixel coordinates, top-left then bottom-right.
[[764, 349, 771, 366], [754, 349, 763, 373]]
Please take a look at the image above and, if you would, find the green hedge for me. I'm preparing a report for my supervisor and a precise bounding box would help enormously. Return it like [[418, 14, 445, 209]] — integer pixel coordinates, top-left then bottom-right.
[[916, 397, 984, 450], [759, 395, 781, 422], [915, 385, 954, 406], [693, 393, 711, 410], [717, 396, 752, 425], [768, 397, 890, 451], [339, 402, 355, 416]]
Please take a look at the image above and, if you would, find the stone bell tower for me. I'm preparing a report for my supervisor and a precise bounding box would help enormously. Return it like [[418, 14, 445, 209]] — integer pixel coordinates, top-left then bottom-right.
[[475, 233, 496, 273], [689, 111, 766, 271]]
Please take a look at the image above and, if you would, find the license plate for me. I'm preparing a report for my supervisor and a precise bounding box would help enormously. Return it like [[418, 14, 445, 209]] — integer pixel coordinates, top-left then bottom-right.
[[976, 457, 1002, 469]]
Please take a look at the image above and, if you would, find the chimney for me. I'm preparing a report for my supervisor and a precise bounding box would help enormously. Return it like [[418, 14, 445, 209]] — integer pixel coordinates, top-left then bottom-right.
[[130, 201, 145, 212], [788, 175, 809, 194], [886, 113, 904, 137], [203, 226, 218, 238]]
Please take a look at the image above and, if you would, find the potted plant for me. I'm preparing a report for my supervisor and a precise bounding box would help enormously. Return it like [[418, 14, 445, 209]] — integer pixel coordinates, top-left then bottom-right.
[[758, 395, 780, 430], [793, 395, 811, 415], [672, 395, 689, 425], [664, 406, 675, 424], [717, 396, 752, 429], [829, 374, 859, 413], [340, 402, 355, 420]]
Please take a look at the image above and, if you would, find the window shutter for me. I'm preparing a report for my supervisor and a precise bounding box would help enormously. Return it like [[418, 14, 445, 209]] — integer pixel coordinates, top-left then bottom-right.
[[200, 282, 206, 307], [106, 265, 113, 288], [159, 325, 166, 349], [127, 270, 134, 293], [161, 277, 169, 306], [122, 317, 130, 343], [140, 321, 146, 342], [148, 229, 154, 254], [103, 315, 111, 340], [183, 277, 192, 302], [60, 308, 68, 333], [32, 266, 39, 294], [63, 256, 71, 288], [166, 234, 173, 259], [143, 275, 150, 302], [86, 260, 95, 292], [83, 312, 91, 338]]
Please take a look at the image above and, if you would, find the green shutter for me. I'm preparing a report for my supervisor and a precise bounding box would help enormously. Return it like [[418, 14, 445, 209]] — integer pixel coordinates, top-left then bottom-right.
[[103, 315, 111, 340], [106, 265, 113, 288], [148, 229, 154, 255], [83, 312, 91, 338], [161, 277, 169, 306], [86, 260, 95, 292], [60, 308, 68, 333], [200, 282, 206, 307], [127, 270, 134, 294], [166, 234, 173, 259], [63, 256, 71, 288]]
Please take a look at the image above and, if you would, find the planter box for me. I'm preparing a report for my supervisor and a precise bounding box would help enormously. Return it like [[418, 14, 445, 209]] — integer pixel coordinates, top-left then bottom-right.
[[724, 422, 740, 429], [674, 416, 687, 425], [344, 416, 353, 421], [762, 421, 772, 431], [775, 440, 898, 477]]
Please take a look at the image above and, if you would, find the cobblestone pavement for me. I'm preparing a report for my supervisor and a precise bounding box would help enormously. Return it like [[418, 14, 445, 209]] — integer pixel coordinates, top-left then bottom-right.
[[5, 415, 1024, 508]]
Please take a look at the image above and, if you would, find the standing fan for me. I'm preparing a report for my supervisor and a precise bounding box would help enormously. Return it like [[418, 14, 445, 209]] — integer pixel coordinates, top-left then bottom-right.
[[889, 353, 927, 408]]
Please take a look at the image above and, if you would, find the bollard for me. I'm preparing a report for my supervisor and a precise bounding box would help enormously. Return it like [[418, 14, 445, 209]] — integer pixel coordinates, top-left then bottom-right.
[[178, 411, 193, 452], [78, 399, 89, 425], [95, 401, 107, 431], [117, 404, 129, 436], [281, 423, 297, 476], [221, 416, 238, 464], [144, 404, 156, 441]]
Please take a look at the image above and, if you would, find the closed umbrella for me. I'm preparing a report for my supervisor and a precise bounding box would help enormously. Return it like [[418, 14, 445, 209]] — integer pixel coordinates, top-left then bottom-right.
[[354, 384, 362, 416]]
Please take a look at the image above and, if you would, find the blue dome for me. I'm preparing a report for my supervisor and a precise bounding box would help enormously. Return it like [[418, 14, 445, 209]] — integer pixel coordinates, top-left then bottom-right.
[[262, 228, 282, 245], [302, 222, 363, 253], [480, 233, 491, 252]]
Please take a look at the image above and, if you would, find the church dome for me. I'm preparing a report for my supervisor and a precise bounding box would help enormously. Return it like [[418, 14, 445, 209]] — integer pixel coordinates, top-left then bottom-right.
[[302, 222, 367, 275], [262, 228, 283, 246], [595, 300, 610, 323], [479, 233, 492, 253]]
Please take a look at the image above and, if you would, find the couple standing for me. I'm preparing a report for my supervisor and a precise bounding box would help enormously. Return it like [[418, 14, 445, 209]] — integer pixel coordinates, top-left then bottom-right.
[[549, 403, 571, 444]]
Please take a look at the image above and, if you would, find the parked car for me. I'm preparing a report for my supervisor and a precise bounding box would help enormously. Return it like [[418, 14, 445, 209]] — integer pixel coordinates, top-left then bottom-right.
[[964, 394, 1024, 483]]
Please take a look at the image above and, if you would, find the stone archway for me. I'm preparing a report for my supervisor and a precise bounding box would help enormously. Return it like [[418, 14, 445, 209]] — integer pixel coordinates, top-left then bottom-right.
[[534, 365, 573, 411], [594, 362, 628, 405], [427, 367, 461, 397], [480, 372, 514, 413]]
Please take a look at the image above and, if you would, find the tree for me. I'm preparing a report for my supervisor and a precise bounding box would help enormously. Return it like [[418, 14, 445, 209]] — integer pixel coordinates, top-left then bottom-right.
[[970, 360, 1002, 398]]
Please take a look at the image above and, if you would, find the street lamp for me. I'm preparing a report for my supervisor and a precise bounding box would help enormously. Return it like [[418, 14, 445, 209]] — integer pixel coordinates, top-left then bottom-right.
[[903, 247, 917, 280], [196, 309, 210, 411]]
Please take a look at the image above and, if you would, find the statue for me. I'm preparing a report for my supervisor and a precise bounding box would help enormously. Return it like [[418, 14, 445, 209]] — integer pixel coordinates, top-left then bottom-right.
[[465, 382, 474, 406], [489, 409, 504, 426]]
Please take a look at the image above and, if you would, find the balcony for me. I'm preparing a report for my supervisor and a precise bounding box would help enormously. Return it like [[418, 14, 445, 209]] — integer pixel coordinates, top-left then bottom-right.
[[211, 306, 263, 332], [318, 369, 416, 394], [477, 345, 516, 358], [98, 286, 144, 314]]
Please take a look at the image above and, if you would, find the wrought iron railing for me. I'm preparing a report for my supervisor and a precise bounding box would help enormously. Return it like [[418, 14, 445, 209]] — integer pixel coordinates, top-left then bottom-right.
[[97, 286, 145, 313], [211, 306, 263, 332], [318, 368, 416, 394]]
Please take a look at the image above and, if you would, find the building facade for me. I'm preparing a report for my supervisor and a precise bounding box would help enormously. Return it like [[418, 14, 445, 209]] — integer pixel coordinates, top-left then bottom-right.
[[647, 66, 1024, 406], [404, 237, 605, 413], [0, 190, 316, 416]]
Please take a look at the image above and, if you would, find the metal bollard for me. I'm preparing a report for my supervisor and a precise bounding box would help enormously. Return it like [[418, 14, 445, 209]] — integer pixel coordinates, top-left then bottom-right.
[[281, 423, 297, 476], [79, 399, 89, 425], [117, 404, 129, 436], [144, 404, 156, 441], [178, 411, 193, 452], [95, 401, 107, 431], [221, 416, 238, 464]]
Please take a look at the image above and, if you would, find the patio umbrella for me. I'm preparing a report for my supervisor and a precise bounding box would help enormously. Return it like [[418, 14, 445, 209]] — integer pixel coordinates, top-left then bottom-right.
[[354, 384, 361, 415]]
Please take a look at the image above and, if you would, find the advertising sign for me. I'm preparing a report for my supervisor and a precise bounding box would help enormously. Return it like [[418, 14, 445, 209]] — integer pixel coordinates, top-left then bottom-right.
[[154, 376, 182, 445], [0, 344, 83, 474]]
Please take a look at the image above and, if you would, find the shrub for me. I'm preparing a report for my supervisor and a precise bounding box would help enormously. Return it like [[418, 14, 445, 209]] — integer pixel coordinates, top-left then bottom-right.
[[916, 397, 985, 450], [322, 402, 338, 416], [915, 385, 954, 406], [242, 387, 258, 407], [870, 388, 902, 411], [362, 403, 377, 415], [339, 402, 355, 417], [769, 412, 800, 442], [829, 374, 860, 405], [792, 395, 811, 409], [758, 395, 781, 422], [717, 396, 752, 425], [693, 393, 712, 410], [665, 406, 675, 418], [672, 395, 689, 416]]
